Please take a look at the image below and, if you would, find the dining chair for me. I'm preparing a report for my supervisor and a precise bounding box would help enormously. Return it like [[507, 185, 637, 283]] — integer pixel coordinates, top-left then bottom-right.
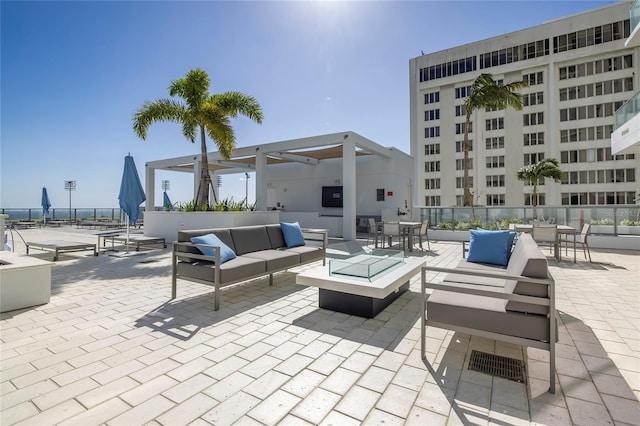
[[366, 217, 382, 248], [561, 223, 592, 262], [532, 223, 558, 259], [416, 221, 431, 251], [382, 221, 403, 250]]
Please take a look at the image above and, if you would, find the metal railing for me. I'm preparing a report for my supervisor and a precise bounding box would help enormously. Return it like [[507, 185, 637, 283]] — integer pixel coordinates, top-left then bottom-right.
[[418, 205, 640, 235], [0, 208, 127, 223]]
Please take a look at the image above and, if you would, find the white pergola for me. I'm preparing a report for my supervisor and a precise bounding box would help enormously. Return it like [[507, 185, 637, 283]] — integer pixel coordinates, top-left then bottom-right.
[[145, 131, 397, 240]]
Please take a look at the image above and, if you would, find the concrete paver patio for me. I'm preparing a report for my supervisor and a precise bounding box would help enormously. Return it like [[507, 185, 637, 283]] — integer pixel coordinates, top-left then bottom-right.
[[1, 227, 639, 425]]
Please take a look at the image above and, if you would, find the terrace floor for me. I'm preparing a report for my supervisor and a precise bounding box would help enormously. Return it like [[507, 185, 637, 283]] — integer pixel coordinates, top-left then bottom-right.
[[1, 226, 639, 425]]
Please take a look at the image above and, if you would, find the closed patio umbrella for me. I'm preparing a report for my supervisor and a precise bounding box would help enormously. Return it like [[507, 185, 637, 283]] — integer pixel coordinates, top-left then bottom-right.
[[118, 154, 146, 252], [163, 191, 173, 211], [41, 187, 51, 226]]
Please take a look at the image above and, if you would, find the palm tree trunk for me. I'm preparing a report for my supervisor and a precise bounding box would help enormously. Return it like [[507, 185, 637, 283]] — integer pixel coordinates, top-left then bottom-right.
[[197, 125, 212, 209], [532, 182, 538, 220]]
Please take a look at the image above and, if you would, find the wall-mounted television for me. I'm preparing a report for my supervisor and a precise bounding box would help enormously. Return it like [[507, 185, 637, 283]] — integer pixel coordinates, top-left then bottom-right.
[[322, 186, 343, 208]]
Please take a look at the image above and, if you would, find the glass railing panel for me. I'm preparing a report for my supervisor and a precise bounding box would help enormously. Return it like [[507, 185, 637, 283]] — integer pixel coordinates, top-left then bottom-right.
[[631, 0, 640, 33], [614, 90, 640, 130]]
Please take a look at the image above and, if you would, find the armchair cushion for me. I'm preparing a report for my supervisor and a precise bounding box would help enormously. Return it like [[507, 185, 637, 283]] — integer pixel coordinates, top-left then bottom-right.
[[191, 233, 237, 264], [467, 229, 515, 267]]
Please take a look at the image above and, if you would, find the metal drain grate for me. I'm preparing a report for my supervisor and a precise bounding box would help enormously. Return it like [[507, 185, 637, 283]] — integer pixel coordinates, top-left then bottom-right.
[[468, 350, 526, 383]]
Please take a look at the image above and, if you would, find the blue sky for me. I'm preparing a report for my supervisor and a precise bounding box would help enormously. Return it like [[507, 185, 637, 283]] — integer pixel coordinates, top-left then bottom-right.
[[1, 0, 616, 209]]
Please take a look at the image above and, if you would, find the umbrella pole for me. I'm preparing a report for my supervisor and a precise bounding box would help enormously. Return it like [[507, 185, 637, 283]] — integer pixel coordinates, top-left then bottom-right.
[[126, 214, 130, 253]]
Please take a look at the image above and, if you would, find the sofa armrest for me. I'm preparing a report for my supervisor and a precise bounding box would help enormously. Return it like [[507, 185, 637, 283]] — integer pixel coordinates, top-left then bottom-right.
[[423, 264, 552, 287], [424, 278, 551, 307], [301, 228, 328, 250], [172, 241, 221, 264]]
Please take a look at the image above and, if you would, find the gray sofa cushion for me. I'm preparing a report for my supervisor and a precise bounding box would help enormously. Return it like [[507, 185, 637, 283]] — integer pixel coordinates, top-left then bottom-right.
[[428, 289, 550, 342], [505, 234, 548, 297], [265, 225, 286, 249], [177, 256, 266, 285], [230, 226, 272, 256], [282, 246, 325, 264], [243, 250, 301, 271]]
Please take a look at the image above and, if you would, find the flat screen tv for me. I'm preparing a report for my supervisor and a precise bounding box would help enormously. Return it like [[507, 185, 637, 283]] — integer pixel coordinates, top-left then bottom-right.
[[322, 186, 343, 208]]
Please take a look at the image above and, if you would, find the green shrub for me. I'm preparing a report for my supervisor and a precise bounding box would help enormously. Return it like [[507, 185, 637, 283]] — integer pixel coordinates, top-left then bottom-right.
[[438, 222, 452, 229], [620, 219, 640, 226]]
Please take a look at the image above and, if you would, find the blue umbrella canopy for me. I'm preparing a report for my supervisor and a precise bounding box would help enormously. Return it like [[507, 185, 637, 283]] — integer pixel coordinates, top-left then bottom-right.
[[41, 187, 51, 217], [163, 191, 173, 211], [118, 155, 146, 226]]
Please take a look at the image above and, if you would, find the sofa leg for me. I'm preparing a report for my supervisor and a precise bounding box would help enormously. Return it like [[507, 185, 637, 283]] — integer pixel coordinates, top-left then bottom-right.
[[171, 275, 177, 299], [269, 274, 273, 286]]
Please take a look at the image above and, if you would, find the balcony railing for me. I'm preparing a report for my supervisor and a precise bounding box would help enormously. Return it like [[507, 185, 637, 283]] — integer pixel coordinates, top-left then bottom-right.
[[631, 0, 639, 34], [418, 205, 640, 236], [614, 90, 640, 130], [1, 208, 130, 223]]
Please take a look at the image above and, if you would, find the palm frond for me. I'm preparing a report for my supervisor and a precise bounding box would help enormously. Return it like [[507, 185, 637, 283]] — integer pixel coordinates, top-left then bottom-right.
[[169, 68, 210, 111], [132, 99, 187, 140], [201, 104, 235, 159], [211, 91, 264, 124]]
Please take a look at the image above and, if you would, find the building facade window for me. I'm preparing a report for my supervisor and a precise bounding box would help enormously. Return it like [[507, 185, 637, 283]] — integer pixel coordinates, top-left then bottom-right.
[[485, 117, 504, 131], [425, 161, 441, 173], [524, 152, 545, 165], [455, 105, 467, 116], [559, 101, 624, 122], [561, 191, 635, 205], [559, 54, 633, 80], [523, 132, 544, 146], [425, 196, 441, 206], [424, 143, 440, 155], [486, 194, 505, 206], [486, 137, 504, 149], [425, 178, 441, 190], [523, 71, 543, 85], [524, 193, 546, 206], [486, 155, 505, 168], [424, 126, 440, 138], [559, 77, 633, 101], [455, 86, 472, 99], [456, 140, 473, 152], [523, 92, 544, 106], [424, 92, 440, 104], [560, 125, 614, 143], [486, 175, 505, 187], [424, 109, 440, 121], [455, 122, 472, 134], [523, 112, 544, 126], [455, 159, 473, 170], [456, 177, 473, 189], [419, 57, 477, 82], [553, 19, 630, 53], [480, 39, 549, 70]]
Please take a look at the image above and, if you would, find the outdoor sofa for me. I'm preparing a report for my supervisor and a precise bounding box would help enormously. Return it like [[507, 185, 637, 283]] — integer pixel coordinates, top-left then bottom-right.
[[172, 224, 326, 311], [421, 232, 557, 393]]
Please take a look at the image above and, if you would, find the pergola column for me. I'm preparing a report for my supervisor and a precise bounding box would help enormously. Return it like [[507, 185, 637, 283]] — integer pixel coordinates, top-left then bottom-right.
[[255, 149, 267, 211], [343, 138, 356, 240], [145, 163, 155, 212]]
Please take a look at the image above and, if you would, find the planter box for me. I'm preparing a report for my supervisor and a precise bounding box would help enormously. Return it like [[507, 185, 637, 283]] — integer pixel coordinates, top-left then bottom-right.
[[617, 226, 640, 235], [1, 252, 52, 313], [144, 211, 281, 243]]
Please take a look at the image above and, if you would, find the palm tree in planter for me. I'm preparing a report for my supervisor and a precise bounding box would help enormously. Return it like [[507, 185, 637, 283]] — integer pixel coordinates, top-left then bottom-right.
[[462, 73, 528, 207], [133, 68, 263, 209], [516, 158, 562, 218]]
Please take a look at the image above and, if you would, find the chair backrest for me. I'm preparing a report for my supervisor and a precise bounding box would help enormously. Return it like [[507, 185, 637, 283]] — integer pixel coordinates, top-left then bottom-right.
[[532, 223, 557, 243], [383, 221, 400, 234], [420, 221, 429, 234], [580, 223, 591, 242], [368, 218, 378, 233]]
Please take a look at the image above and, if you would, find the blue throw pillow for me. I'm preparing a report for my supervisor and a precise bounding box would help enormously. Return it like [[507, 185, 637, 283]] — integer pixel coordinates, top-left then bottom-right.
[[190, 233, 236, 264], [280, 222, 305, 248], [467, 229, 513, 267]]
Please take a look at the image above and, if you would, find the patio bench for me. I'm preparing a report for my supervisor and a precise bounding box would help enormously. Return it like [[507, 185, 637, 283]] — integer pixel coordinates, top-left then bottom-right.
[[172, 224, 326, 310], [420, 233, 557, 393]]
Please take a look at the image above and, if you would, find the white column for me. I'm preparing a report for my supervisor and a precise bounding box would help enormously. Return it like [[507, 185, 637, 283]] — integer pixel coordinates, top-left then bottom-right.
[[145, 164, 155, 212], [255, 150, 267, 211], [342, 139, 356, 240]]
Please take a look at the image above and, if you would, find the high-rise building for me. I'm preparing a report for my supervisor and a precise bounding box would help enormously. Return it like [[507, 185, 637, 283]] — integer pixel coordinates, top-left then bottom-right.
[[410, 1, 639, 208]]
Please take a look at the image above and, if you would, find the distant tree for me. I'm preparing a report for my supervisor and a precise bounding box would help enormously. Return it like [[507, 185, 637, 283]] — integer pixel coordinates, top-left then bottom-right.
[[132, 68, 263, 208], [463, 73, 528, 207], [517, 158, 562, 215]]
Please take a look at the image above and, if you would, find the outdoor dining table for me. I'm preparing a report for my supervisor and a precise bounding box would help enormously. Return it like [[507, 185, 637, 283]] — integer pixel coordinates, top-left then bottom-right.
[[509, 223, 577, 262], [377, 221, 422, 252]]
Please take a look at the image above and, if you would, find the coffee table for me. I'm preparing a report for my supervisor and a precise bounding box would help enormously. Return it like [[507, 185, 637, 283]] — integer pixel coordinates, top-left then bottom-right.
[[296, 250, 424, 318]]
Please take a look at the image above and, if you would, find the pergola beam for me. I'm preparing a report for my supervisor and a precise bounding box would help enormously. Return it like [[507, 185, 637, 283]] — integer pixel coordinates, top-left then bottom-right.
[[269, 152, 319, 165]]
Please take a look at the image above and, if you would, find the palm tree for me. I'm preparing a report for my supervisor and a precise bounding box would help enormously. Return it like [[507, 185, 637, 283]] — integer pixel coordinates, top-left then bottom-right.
[[517, 158, 562, 217], [132, 68, 263, 208], [462, 73, 528, 207]]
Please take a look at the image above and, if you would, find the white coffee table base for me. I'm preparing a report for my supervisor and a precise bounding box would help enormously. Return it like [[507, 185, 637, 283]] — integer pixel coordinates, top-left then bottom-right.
[[297, 258, 424, 318]]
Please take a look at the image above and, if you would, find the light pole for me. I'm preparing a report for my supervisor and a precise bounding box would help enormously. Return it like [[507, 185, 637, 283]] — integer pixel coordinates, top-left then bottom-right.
[[161, 180, 170, 192], [64, 180, 76, 224], [245, 173, 249, 210]]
